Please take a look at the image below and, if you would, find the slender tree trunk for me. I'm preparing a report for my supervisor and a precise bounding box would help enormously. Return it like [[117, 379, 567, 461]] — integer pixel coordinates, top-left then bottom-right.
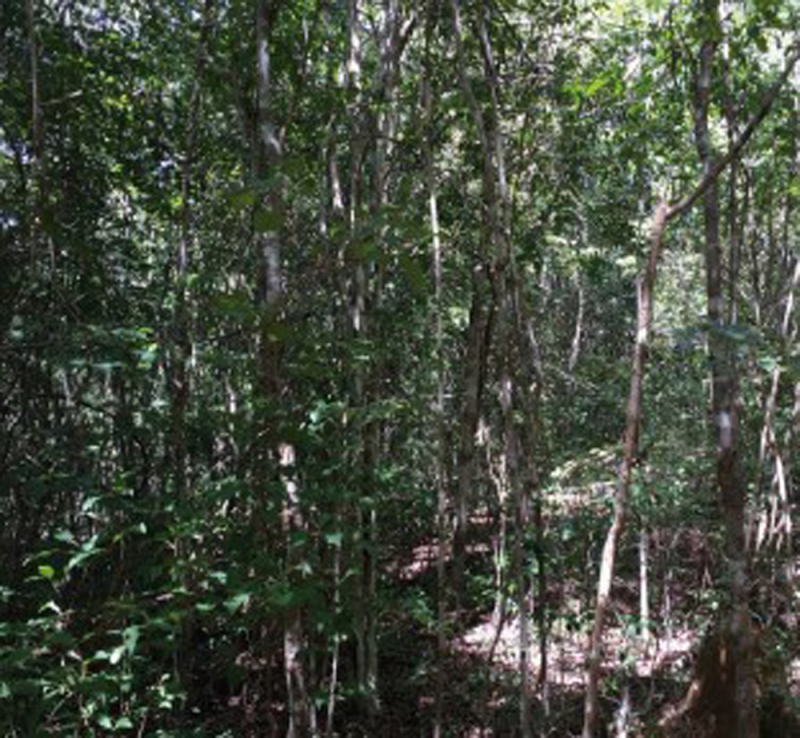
[[423, 13, 449, 732], [568, 275, 584, 380], [359, 3, 410, 711], [344, 0, 370, 708], [582, 202, 669, 738], [756, 255, 799, 553], [279, 443, 317, 737], [521, 309, 549, 704], [170, 0, 213, 517], [325, 531, 342, 737], [453, 283, 490, 603], [454, 5, 535, 730], [320, 113, 344, 738], [504, 361, 532, 738], [254, 2, 315, 734], [449, 0, 496, 607], [722, 8, 741, 326], [693, 6, 758, 734], [25, 0, 52, 272]]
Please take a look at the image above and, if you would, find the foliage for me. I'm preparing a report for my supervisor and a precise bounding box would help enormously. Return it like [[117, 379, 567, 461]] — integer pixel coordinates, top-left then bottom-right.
[[1, 0, 799, 733]]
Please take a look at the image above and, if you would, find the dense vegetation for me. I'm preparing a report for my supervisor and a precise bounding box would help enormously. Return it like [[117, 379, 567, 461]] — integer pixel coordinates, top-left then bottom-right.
[[2, 0, 799, 735]]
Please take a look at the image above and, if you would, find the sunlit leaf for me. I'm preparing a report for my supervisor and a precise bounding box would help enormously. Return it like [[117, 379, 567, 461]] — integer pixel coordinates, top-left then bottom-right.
[[224, 592, 250, 614]]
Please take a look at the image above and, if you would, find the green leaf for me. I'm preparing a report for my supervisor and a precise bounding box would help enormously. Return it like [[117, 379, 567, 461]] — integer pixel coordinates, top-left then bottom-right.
[[38, 565, 56, 580], [137, 343, 158, 370], [324, 532, 344, 548], [268, 583, 295, 609], [757, 355, 780, 372], [98, 714, 114, 729], [254, 208, 284, 232], [123, 625, 140, 656], [228, 188, 256, 210], [399, 253, 427, 296], [67, 535, 101, 573], [350, 238, 377, 262], [224, 592, 250, 614], [109, 645, 125, 665], [46, 630, 75, 649], [585, 72, 609, 97], [297, 560, 313, 576]]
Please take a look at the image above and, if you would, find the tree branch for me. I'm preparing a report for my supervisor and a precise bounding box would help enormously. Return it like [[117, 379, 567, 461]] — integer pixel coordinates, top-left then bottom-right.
[[667, 41, 800, 221]]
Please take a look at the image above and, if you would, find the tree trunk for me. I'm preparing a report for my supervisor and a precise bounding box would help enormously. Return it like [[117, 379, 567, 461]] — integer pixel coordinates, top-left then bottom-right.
[[423, 12, 449, 732], [693, 5, 758, 733], [170, 0, 213, 520], [449, 0, 497, 608], [25, 0, 52, 272], [255, 2, 315, 734], [582, 201, 668, 738], [639, 526, 650, 644]]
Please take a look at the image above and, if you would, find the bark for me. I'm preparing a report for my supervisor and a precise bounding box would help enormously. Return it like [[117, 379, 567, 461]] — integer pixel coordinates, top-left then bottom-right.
[[722, 12, 741, 325], [568, 275, 584, 379], [639, 526, 650, 644], [520, 315, 548, 703], [503, 361, 532, 738], [450, 0, 494, 606], [423, 9, 448, 733], [325, 530, 342, 737], [279, 443, 317, 737], [453, 284, 491, 602], [693, 6, 758, 733], [25, 0, 51, 271], [255, 2, 315, 734]]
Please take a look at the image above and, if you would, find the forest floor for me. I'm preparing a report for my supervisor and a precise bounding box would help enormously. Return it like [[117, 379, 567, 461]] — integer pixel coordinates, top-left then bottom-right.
[[376, 582, 800, 737], [373, 502, 800, 737], [203, 486, 800, 736]]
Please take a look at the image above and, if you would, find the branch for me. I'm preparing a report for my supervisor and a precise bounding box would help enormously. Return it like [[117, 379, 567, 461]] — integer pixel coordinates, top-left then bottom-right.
[[667, 41, 800, 221]]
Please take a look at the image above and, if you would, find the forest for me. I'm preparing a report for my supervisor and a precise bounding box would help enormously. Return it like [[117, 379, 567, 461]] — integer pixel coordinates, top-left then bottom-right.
[[1, 0, 800, 735]]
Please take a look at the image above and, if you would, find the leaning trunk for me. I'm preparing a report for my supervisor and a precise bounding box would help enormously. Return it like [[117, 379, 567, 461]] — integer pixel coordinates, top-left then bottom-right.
[[582, 202, 668, 738]]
